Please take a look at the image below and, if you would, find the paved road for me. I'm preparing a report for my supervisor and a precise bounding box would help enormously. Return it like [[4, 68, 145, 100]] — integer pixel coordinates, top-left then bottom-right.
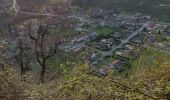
[[88, 21, 151, 64], [59, 21, 150, 57], [102, 21, 151, 56]]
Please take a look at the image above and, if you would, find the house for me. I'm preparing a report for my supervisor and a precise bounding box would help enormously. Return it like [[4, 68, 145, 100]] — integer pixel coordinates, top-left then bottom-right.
[[130, 33, 145, 45], [98, 68, 108, 76], [115, 48, 130, 57], [146, 33, 156, 45], [124, 44, 134, 50], [110, 60, 126, 69], [130, 39, 143, 44], [124, 42, 142, 50], [112, 32, 121, 38], [90, 53, 98, 61], [118, 31, 132, 39], [146, 23, 158, 31], [146, 23, 167, 31], [115, 45, 141, 59], [160, 4, 167, 7], [95, 39, 113, 51]]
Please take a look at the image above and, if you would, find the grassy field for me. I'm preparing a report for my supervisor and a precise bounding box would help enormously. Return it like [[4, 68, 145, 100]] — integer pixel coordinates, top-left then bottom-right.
[[95, 26, 120, 37]]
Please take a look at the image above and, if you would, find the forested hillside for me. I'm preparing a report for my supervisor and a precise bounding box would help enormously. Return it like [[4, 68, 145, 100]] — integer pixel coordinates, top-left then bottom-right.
[[75, 0, 170, 22]]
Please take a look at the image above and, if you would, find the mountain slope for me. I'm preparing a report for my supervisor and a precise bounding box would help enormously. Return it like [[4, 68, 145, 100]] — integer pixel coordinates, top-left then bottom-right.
[[75, 0, 170, 22]]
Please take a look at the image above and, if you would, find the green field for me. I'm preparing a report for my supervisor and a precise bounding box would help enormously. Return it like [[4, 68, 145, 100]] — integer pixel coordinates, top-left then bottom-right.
[[95, 26, 120, 37]]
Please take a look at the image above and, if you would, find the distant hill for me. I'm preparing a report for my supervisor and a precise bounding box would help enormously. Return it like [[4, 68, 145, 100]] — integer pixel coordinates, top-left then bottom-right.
[[75, 0, 170, 22]]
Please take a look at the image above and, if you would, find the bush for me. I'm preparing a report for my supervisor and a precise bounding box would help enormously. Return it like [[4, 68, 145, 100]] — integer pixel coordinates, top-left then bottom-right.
[[0, 67, 24, 100]]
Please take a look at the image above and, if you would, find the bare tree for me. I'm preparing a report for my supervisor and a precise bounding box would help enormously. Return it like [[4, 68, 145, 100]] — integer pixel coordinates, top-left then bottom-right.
[[0, 63, 4, 71], [14, 36, 31, 76], [8, 23, 31, 77], [28, 22, 60, 84]]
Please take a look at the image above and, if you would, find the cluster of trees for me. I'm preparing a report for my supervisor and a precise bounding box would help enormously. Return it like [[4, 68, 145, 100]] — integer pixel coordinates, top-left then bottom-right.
[[9, 19, 63, 84]]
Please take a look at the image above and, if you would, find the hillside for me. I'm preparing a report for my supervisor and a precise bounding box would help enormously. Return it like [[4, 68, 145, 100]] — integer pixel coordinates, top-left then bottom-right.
[[0, 0, 64, 33], [1, 49, 170, 99], [1, 0, 170, 99], [75, 0, 170, 22]]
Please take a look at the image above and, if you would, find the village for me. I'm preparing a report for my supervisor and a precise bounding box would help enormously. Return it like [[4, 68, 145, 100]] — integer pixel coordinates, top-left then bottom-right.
[[1, 7, 170, 76], [56, 8, 170, 75]]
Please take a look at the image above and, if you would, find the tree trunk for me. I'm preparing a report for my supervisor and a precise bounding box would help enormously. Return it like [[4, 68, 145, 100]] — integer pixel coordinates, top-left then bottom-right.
[[20, 59, 25, 76], [20, 62, 26, 81], [0, 63, 4, 71], [39, 61, 46, 84]]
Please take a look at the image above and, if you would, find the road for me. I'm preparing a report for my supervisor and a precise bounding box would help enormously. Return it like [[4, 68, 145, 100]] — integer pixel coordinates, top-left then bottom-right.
[[17, 11, 61, 17], [102, 21, 150, 56], [59, 21, 150, 56]]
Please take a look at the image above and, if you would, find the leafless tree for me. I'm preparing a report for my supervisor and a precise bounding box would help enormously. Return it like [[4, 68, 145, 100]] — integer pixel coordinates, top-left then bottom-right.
[[28, 22, 60, 84], [0, 63, 4, 71], [8, 23, 31, 77], [14, 36, 31, 76]]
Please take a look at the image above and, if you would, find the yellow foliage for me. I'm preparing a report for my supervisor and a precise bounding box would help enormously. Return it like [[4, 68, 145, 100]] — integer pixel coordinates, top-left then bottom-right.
[[1, 49, 170, 99]]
